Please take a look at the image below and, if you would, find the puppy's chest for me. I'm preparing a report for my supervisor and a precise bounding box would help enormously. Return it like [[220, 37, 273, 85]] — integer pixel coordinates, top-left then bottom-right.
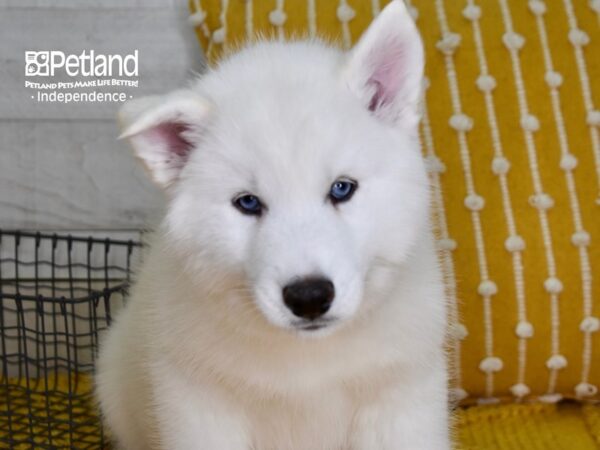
[[245, 387, 355, 450]]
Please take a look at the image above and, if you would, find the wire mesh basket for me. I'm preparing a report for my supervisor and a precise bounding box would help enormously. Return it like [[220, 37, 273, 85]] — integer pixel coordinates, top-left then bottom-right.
[[0, 230, 141, 449]]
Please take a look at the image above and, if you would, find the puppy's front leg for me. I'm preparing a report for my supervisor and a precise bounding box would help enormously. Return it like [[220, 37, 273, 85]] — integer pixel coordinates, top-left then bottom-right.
[[152, 365, 249, 450], [349, 366, 450, 450]]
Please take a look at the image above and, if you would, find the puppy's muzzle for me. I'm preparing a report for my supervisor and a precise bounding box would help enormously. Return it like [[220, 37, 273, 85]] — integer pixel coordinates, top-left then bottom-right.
[[282, 277, 335, 321]]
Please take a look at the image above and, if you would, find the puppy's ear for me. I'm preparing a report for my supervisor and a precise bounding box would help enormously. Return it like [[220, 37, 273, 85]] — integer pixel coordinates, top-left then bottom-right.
[[343, 0, 424, 128], [118, 91, 210, 187]]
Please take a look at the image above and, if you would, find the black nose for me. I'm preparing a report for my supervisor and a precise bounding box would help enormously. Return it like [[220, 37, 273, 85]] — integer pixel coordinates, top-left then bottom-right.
[[283, 277, 335, 320]]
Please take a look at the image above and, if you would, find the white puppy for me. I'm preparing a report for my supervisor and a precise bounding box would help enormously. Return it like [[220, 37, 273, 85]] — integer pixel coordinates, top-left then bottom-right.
[[95, 1, 449, 449]]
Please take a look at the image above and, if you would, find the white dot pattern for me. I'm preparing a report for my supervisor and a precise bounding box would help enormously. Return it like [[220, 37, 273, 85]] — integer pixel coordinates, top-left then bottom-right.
[[435, 0, 499, 401]]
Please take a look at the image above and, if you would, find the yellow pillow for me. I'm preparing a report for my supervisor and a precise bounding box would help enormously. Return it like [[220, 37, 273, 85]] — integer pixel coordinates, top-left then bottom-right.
[[188, 0, 600, 404]]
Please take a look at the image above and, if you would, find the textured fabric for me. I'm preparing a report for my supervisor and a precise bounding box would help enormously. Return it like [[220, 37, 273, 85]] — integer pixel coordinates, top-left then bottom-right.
[[456, 403, 600, 449], [188, 0, 600, 404], [0, 375, 102, 449]]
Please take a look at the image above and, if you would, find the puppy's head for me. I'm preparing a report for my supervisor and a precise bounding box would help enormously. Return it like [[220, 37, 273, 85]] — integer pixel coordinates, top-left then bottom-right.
[[120, 1, 427, 336]]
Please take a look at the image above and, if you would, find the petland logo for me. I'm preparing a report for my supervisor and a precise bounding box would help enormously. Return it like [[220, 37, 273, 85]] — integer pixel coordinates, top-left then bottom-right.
[[24, 49, 139, 104], [25, 50, 138, 77]]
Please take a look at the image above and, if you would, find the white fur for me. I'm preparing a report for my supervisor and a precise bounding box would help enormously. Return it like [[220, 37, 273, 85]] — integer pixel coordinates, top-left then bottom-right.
[[96, 2, 449, 449]]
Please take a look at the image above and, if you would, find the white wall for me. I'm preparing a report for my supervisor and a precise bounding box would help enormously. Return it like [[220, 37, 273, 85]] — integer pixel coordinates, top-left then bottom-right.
[[0, 0, 206, 231]]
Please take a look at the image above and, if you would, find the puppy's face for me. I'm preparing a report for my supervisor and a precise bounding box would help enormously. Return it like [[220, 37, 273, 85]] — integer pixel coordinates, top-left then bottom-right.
[[120, 1, 426, 336]]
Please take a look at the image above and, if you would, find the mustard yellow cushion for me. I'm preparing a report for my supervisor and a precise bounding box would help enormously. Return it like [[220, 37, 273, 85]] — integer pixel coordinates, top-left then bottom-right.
[[455, 403, 600, 449], [188, 0, 600, 404]]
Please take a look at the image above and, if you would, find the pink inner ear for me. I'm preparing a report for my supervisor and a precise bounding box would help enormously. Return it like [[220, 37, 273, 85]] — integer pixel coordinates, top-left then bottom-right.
[[149, 121, 194, 160], [367, 38, 407, 112], [368, 80, 387, 111]]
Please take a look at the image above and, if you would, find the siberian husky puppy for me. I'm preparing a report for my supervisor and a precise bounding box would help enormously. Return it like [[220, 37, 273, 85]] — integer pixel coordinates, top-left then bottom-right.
[[96, 1, 449, 449]]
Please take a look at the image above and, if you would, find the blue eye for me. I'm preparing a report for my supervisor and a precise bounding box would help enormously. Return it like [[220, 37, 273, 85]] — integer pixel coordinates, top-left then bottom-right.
[[233, 194, 263, 216], [329, 179, 357, 203]]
